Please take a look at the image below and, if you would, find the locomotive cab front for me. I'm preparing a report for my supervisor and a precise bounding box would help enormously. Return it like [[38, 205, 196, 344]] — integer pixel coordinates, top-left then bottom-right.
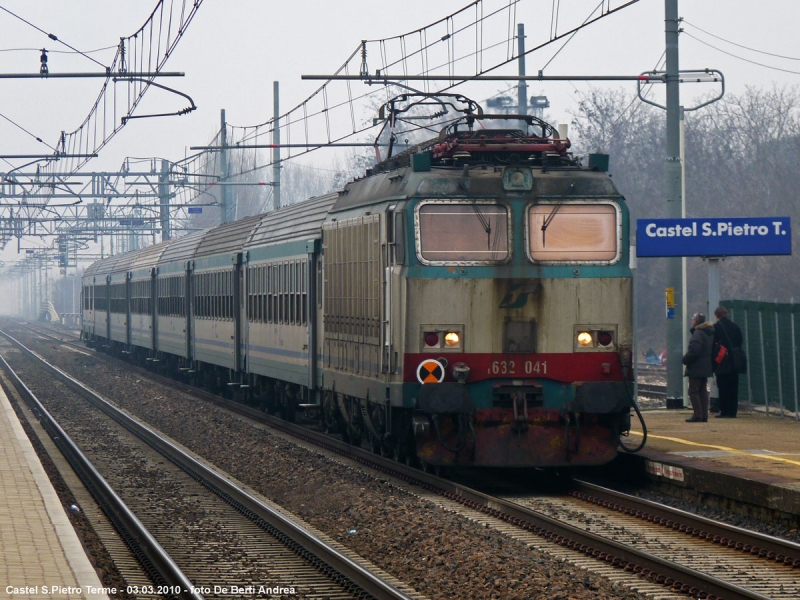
[[397, 156, 636, 468]]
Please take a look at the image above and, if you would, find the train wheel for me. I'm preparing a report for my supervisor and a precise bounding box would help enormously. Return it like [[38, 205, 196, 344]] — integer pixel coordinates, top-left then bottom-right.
[[421, 461, 445, 477], [391, 443, 404, 463]]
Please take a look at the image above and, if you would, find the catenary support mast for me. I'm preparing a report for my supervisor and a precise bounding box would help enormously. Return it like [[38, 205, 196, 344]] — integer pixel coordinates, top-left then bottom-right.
[[665, 0, 684, 405]]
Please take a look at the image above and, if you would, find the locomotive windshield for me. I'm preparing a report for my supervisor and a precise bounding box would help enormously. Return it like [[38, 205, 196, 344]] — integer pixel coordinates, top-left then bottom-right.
[[417, 201, 509, 263], [528, 202, 620, 263]]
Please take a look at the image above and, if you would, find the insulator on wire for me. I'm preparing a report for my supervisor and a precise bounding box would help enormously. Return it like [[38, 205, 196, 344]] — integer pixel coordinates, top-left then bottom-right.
[[359, 41, 368, 78]]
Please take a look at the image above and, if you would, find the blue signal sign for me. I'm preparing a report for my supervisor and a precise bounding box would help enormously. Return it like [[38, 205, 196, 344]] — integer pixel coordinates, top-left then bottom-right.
[[637, 217, 791, 257], [187, 207, 202, 214]]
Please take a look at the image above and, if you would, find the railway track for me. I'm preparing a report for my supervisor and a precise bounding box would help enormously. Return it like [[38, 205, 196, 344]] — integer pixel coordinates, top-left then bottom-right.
[[0, 328, 418, 600], [17, 320, 800, 599], [637, 382, 667, 400]]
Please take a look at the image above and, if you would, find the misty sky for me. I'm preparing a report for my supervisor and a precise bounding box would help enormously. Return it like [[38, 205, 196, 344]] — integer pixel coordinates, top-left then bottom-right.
[[1, 0, 800, 265]]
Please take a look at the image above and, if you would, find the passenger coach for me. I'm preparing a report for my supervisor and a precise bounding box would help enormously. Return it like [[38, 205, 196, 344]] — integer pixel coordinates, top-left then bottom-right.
[[82, 104, 643, 469]]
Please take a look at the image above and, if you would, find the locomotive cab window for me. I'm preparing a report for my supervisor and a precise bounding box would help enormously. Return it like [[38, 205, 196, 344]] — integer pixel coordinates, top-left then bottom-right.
[[416, 201, 510, 264], [527, 202, 620, 264]]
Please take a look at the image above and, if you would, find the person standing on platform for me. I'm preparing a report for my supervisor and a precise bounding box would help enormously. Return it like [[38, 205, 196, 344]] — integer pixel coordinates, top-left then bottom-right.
[[713, 306, 744, 418], [682, 312, 715, 422]]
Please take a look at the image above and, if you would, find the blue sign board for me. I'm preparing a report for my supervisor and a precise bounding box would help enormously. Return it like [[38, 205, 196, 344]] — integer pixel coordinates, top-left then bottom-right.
[[118, 219, 131, 226], [636, 217, 791, 257], [187, 207, 202, 214]]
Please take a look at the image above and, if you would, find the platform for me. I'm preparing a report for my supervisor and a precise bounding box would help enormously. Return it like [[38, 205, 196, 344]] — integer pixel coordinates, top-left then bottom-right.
[[622, 407, 800, 522], [0, 383, 109, 599]]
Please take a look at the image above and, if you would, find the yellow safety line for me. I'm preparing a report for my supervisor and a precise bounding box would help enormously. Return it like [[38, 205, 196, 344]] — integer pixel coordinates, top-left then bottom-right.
[[628, 430, 800, 467]]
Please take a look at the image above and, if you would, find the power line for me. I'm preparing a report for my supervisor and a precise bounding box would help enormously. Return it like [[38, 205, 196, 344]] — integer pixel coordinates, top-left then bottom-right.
[[0, 113, 57, 150], [0, 45, 117, 54], [683, 19, 800, 62], [683, 31, 800, 77], [0, 4, 109, 70], [540, 0, 604, 73]]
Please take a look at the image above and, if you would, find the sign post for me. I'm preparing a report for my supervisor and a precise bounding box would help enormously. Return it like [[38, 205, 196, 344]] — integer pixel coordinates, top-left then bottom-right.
[[637, 216, 792, 409], [637, 217, 791, 258]]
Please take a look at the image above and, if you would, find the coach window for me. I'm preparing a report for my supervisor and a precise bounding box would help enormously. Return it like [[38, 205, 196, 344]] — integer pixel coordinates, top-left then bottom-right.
[[264, 265, 269, 323], [264, 265, 274, 323], [527, 202, 620, 264], [255, 267, 261, 322], [290, 262, 296, 325], [223, 271, 228, 319], [213, 272, 218, 319], [217, 272, 222, 319], [204, 274, 209, 318], [252, 267, 258, 322], [224, 271, 229, 319], [228, 271, 233, 319], [255, 266, 261, 323], [202, 274, 208, 318], [258, 266, 263, 322], [209, 273, 214, 318], [220, 271, 231, 319], [416, 201, 510, 264], [255, 267, 260, 321], [215, 272, 219, 318], [277, 263, 283, 324], [254, 267, 259, 323], [301, 261, 308, 325], [221, 272, 225, 319], [229, 271, 234, 319], [273, 264, 278, 323]]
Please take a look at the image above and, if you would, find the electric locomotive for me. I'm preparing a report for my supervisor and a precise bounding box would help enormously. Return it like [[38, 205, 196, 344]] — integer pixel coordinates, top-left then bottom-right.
[[81, 95, 642, 469]]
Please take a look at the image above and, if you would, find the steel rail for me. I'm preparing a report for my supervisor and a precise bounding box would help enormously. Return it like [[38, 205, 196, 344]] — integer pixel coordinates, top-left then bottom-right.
[[572, 480, 800, 567], [20, 321, 775, 599], [0, 350, 202, 600], [0, 327, 414, 600]]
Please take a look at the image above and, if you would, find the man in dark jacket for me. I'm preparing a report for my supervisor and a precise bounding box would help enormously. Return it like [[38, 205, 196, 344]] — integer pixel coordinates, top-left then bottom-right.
[[682, 312, 715, 422], [713, 306, 744, 418]]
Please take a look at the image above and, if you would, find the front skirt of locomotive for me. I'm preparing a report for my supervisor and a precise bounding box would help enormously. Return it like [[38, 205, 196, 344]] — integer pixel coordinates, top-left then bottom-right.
[[413, 382, 630, 468]]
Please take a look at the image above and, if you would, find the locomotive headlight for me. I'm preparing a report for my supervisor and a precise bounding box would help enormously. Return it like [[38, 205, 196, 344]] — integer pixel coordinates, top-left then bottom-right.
[[597, 331, 614, 347], [577, 331, 593, 347], [421, 325, 464, 352], [424, 332, 440, 347], [444, 332, 460, 348]]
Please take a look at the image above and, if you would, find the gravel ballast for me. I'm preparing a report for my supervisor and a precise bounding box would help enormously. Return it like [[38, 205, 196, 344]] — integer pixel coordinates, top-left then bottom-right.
[[10, 334, 653, 599]]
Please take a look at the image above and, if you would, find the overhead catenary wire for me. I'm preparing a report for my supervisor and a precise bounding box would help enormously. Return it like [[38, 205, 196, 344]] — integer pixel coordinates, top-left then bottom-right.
[[0, 45, 117, 54], [683, 31, 800, 77], [182, 0, 645, 214], [539, 0, 605, 73], [0, 113, 58, 150], [0, 4, 110, 70], [683, 19, 800, 62]]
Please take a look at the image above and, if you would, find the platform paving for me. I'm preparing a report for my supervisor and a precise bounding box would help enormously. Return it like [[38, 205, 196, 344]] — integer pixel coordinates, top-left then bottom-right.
[[0, 383, 109, 599], [625, 407, 800, 519]]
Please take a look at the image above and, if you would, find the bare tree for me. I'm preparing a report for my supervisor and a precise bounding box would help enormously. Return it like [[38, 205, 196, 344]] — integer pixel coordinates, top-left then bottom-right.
[[571, 86, 800, 351]]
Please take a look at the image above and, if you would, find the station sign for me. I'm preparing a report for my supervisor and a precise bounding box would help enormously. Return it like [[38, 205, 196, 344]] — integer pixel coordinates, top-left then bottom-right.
[[636, 217, 791, 257], [187, 207, 203, 214]]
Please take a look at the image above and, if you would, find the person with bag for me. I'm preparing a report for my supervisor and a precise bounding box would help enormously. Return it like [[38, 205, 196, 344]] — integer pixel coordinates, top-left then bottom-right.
[[713, 306, 745, 418], [682, 312, 715, 422]]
